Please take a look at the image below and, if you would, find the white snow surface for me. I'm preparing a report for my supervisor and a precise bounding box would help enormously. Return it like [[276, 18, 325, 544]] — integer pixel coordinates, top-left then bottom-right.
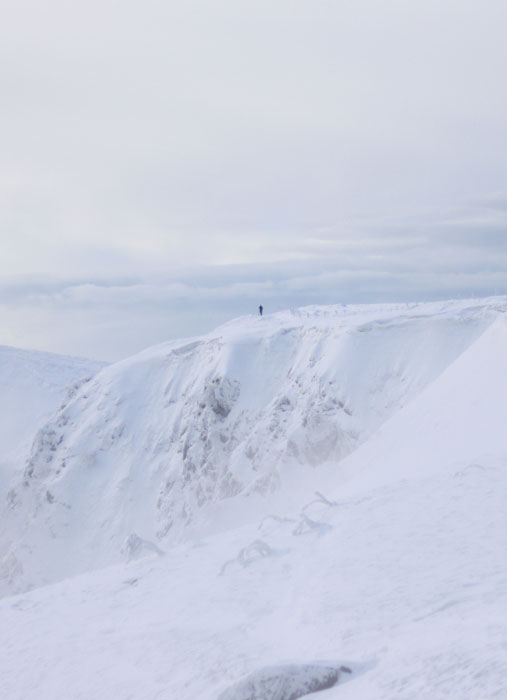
[[0, 345, 104, 504], [1, 298, 507, 699]]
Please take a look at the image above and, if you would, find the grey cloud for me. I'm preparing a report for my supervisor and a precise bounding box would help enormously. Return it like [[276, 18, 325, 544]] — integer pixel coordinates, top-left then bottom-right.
[[465, 193, 507, 212], [3, 214, 507, 362]]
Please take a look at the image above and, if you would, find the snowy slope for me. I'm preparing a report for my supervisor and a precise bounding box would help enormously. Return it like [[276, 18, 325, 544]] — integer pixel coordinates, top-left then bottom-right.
[[0, 298, 506, 699], [0, 345, 105, 501], [1, 298, 505, 595]]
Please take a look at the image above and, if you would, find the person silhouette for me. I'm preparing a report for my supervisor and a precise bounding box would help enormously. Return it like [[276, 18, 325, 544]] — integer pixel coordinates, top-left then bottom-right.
[[259, 305, 263, 316]]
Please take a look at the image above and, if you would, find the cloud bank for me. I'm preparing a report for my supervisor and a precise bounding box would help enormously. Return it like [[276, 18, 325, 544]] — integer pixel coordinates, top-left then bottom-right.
[[2, 1, 507, 358]]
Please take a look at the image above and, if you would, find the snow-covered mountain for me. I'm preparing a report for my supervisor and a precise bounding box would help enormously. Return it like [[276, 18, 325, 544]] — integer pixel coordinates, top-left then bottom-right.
[[0, 345, 104, 501], [0, 298, 504, 595], [0, 346, 105, 594], [1, 297, 506, 700]]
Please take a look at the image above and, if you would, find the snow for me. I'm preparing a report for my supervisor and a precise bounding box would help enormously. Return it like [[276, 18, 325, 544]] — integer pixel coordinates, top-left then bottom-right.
[[0, 345, 104, 505], [216, 663, 351, 699], [0, 298, 507, 699]]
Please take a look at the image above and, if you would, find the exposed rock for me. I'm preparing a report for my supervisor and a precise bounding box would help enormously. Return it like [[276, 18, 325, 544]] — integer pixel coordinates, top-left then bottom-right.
[[121, 533, 165, 562], [217, 663, 351, 700]]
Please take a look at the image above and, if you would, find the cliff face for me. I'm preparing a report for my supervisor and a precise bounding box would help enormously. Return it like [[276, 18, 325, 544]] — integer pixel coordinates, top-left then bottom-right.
[[1, 300, 501, 594]]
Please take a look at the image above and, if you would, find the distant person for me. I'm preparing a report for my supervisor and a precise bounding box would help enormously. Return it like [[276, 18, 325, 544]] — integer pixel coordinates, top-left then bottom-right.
[[259, 305, 263, 316]]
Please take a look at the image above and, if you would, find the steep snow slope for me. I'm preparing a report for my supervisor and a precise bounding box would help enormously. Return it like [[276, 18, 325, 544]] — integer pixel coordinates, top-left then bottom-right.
[[0, 301, 506, 700], [328, 312, 507, 492], [0, 345, 105, 501], [1, 299, 505, 595]]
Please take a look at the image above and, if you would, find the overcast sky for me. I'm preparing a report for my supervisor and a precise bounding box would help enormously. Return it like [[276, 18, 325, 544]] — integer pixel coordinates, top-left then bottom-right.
[[2, 0, 507, 360]]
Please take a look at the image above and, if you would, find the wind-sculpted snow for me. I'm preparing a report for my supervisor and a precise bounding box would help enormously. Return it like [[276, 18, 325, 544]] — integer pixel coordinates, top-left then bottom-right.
[[1, 300, 507, 699], [121, 533, 165, 562], [217, 663, 352, 700], [0, 346, 104, 464], [0, 348, 104, 593], [0, 299, 505, 593], [0, 345, 105, 526]]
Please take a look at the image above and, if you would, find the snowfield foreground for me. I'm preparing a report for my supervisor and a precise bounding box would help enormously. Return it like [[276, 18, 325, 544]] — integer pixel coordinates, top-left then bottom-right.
[[1, 299, 507, 699]]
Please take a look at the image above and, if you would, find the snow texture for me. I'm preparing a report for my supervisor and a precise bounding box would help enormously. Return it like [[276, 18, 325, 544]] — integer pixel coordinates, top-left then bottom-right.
[[1, 298, 507, 700], [1, 298, 501, 594], [217, 663, 351, 700], [0, 346, 104, 498]]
